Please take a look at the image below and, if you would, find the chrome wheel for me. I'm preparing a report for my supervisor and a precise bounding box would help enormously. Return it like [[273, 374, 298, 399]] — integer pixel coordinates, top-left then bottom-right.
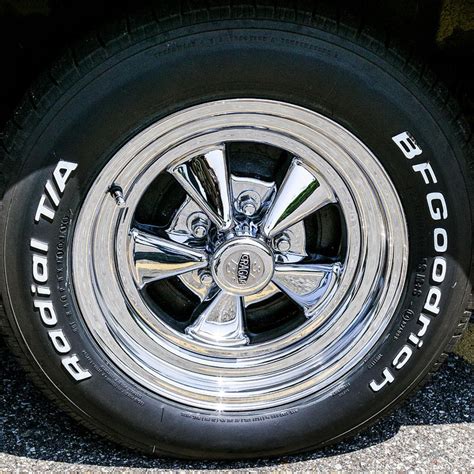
[[72, 99, 408, 411]]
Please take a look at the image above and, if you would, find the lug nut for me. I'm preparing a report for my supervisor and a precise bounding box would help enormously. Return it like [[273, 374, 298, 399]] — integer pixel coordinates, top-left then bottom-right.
[[237, 191, 260, 217], [275, 234, 291, 252], [242, 201, 257, 216], [192, 223, 208, 238], [199, 271, 213, 286], [188, 213, 210, 239]]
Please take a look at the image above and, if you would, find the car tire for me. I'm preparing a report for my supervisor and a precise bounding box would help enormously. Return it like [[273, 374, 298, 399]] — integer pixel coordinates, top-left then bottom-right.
[[0, 1, 472, 459]]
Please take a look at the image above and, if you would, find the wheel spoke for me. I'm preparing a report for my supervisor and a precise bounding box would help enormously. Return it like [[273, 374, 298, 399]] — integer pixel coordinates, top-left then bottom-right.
[[186, 290, 249, 346], [169, 147, 233, 230], [261, 158, 337, 238], [131, 229, 207, 288], [272, 262, 341, 316]]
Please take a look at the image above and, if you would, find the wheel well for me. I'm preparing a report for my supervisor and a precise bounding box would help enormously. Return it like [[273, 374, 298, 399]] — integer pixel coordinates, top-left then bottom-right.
[[0, 0, 472, 128]]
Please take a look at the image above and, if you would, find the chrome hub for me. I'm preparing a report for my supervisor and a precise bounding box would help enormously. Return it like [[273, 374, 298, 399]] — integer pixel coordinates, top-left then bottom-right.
[[211, 237, 274, 296], [73, 99, 408, 412]]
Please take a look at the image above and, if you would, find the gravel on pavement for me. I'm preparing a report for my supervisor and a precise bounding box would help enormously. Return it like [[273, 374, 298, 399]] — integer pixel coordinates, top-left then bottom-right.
[[1, 325, 472, 472]]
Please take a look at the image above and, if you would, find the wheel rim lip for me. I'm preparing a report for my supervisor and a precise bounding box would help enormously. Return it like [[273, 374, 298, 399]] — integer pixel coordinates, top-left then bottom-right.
[[72, 99, 408, 411]]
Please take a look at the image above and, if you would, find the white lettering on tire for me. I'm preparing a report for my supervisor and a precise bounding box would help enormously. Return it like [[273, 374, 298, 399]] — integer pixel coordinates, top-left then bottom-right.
[[391, 131, 423, 159], [369, 132, 448, 392], [35, 161, 78, 222], [31, 161, 91, 382]]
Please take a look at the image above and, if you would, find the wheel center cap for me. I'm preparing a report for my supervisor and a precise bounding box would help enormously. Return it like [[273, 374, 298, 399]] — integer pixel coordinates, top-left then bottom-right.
[[211, 237, 274, 296]]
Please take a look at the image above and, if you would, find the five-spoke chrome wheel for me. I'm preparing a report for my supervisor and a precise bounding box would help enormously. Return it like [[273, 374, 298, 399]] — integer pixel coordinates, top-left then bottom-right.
[[73, 99, 408, 411]]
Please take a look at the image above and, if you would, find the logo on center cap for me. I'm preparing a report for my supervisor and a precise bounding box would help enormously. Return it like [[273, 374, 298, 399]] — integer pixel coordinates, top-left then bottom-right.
[[237, 253, 251, 285], [219, 243, 269, 294]]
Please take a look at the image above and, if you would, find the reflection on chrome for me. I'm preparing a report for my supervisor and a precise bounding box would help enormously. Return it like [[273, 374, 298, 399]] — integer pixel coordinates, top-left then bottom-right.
[[186, 290, 249, 346], [131, 228, 207, 288], [262, 158, 337, 238], [170, 148, 233, 231]]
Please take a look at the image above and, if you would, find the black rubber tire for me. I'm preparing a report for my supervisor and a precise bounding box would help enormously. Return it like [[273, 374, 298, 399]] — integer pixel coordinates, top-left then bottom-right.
[[0, 2, 472, 459]]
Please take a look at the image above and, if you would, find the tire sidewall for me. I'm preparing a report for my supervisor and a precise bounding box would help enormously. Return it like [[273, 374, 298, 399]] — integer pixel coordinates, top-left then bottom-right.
[[1, 23, 472, 457]]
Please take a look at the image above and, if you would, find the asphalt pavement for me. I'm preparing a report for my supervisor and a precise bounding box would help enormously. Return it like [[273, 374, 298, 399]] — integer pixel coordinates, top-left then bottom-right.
[[1, 325, 472, 472]]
